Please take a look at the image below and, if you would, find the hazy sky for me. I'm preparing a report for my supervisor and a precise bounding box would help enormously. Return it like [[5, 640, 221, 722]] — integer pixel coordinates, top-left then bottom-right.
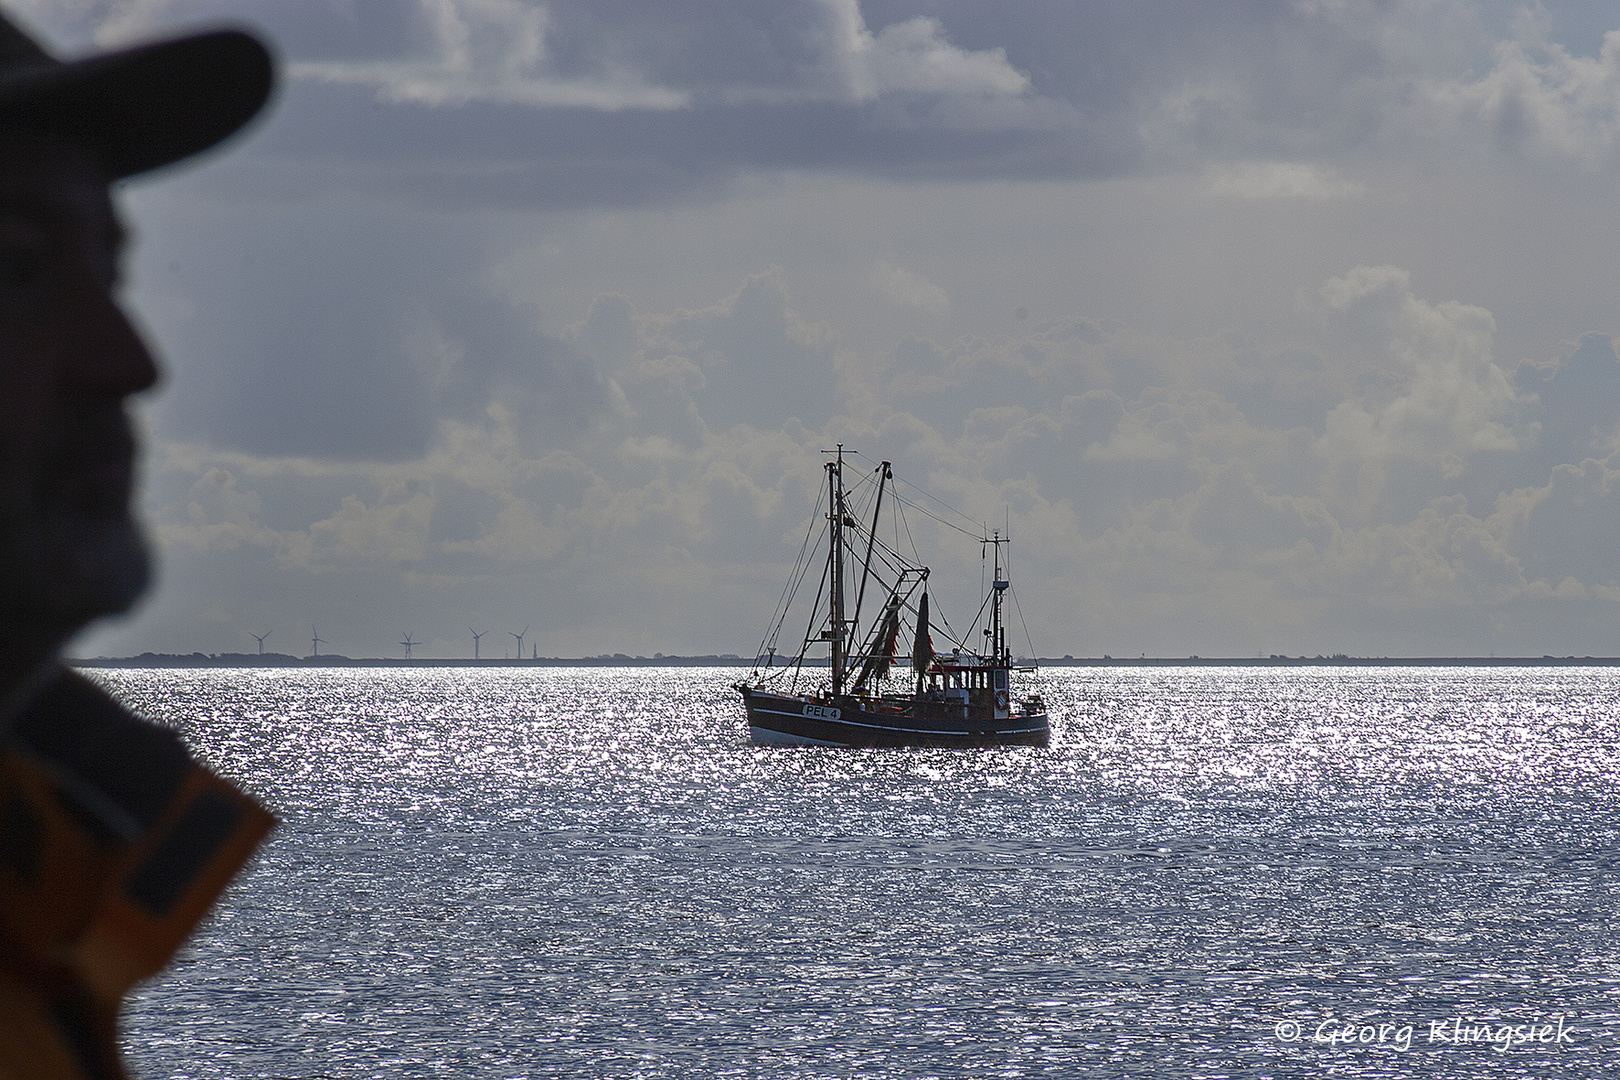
[[26, 0, 1620, 659]]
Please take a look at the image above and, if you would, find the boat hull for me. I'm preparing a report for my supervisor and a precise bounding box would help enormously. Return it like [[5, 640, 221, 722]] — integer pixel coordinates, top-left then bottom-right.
[[739, 686, 1049, 748]]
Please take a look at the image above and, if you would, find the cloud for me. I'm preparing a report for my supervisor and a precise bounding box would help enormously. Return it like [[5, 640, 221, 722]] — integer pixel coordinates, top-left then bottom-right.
[[55, 2, 1620, 660], [293, 488, 435, 570], [130, 193, 610, 461], [1516, 333, 1620, 478], [289, 0, 690, 111], [1422, 23, 1620, 164], [1497, 451, 1620, 590], [1120, 3, 1620, 174], [1205, 161, 1366, 201], [862, 259, 949, 315], [107, 258, 1620, 658], [25, 0, 1620, 207], [1315, 265, 1526, 483], [285, 0, 1027, 111], [845, 11, 1029, 102], [159, 468, 277, 553]]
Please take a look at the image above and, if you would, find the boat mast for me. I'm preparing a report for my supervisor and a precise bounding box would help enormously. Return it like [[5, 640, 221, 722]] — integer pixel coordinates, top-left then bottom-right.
[[985, 530, 1014, 718], [828, 447, 847, 696], [989, 530, 1009, 667]]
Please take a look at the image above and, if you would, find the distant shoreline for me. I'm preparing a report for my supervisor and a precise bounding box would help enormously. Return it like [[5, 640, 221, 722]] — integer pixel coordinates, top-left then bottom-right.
[[66, 652, 1620, 669], [69, 652, 754, 668]]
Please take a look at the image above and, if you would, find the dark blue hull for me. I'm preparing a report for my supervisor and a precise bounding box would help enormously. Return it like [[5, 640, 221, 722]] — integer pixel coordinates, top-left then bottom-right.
[[738, 686, 1049, 748]]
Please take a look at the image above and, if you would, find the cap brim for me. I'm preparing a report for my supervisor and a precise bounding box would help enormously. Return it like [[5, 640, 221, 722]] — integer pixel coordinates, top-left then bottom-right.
[[0, 29, 272, 179]]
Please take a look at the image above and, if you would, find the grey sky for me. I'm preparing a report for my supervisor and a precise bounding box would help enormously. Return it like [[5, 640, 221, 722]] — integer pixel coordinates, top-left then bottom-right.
[[21, 0, 1620, 658]]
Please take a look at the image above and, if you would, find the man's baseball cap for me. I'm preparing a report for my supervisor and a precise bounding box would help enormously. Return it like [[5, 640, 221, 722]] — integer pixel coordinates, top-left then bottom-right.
[[0, 10, 272, 179]]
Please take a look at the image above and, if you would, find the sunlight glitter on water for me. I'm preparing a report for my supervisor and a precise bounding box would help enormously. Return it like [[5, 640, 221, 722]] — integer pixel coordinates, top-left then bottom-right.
[[90, 666, 1620, 1078]]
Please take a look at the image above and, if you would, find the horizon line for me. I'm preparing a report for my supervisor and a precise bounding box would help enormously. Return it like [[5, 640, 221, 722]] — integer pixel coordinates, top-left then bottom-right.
[[66, 652, 1620, 669]]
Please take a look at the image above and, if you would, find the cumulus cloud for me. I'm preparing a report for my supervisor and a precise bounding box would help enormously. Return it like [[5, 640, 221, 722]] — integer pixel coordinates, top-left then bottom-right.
[[1497, 451, 1620, 591], [160, 468, 277, 554], [290, 0, 689, 110], [1315, 265, 1527, 483], [22, 0, 1620, 200], [286, 0, 1027, 111], [112, 259, 1620, 658], [862, 259, 949, 315], [133, 196, 611, 461], [54, 2, 1620, 659], [1127, 3, 1620, 174], [1516, 333, 1620, 477], [841, 9, 1029, 102], [576, 270, 842, 436], [1423, 23, 1620, 164]]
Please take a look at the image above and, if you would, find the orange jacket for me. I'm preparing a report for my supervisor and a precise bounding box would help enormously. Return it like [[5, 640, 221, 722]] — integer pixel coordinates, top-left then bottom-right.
[[0, 671, 273, 1080]]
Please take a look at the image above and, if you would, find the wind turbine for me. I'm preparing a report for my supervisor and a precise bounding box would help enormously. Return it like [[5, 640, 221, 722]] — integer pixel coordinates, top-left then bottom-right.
[[469, 627, 485, 660], [251, 630, 272, 656], [400, 631, 416, 660], [510, 625, 529, 661], [311, 626, 326, 657]]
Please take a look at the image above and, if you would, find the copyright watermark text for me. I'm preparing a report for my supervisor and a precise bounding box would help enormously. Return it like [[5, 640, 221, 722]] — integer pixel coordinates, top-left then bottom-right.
[[1273, 1015, 1576, 1053]]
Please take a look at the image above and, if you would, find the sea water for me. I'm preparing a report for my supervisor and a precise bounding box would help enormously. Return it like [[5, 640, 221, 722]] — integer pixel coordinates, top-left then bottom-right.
[[85, 666, 1618, 1077]]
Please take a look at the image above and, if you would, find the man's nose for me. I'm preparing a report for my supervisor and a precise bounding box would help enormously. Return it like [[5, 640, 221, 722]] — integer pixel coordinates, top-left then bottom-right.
[[65, 286, 160, 397]]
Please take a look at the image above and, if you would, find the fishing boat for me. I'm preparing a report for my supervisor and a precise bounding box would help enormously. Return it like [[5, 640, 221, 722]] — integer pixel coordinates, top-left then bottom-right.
[[736, 447, 1050, 748]]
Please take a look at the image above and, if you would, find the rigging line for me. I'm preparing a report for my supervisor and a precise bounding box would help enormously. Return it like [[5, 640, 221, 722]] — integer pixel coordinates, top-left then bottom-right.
[[891, 498, 955, 649], [785, 482, 829, 599], [931, 600, 965, 652], [933, 624, 966, 654], [896, 490, 923, 570], [966, 587, 994, 651], [887, 476, 985, 536], [1010, 584, 1038, 669], [760, 505, 826, 670], [848, 515, 915, 564], [854, 540, 914, 584], [840, 466, 882, 522], [845, 450, 985, 541], [882, 478, 968, 651], [761, 502, 822, 649], [767, 548, 816, 659], [851, 461, 889, 636], [892, 497, 958, 648], [793, 536, 833, 693], [889, 489, 983, 540], [848, 570, 897, 656], [838, 469, 883, 641], [893, 470, 901, 560], [847, 450, 975, 524]]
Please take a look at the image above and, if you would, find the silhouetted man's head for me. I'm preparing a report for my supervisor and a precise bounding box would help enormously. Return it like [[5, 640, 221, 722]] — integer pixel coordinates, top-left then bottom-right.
[[0, 135, 155, 663], [0, 13, 271, 697]]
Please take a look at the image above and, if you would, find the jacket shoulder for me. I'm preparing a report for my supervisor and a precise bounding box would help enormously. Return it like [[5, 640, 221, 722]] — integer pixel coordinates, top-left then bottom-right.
[[10, 670, 192, 832]]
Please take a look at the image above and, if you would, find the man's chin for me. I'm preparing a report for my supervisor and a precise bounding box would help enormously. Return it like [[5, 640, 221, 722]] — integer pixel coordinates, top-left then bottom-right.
[[0, 517, 152, 638], [68, 521, 152, 621]]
